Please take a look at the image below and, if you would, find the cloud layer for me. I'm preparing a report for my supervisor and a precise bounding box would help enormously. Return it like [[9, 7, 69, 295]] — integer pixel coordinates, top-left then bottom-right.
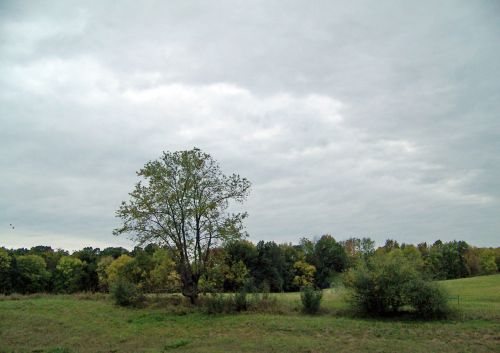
[[1, 0, 499, 249]]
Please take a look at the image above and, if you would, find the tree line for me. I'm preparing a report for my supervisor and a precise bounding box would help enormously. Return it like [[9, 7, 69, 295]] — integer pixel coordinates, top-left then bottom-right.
[[0, 237, 498, 295]]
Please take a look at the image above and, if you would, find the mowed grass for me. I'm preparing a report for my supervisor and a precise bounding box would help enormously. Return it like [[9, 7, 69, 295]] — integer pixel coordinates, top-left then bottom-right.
[[1, 275, 499, 353]]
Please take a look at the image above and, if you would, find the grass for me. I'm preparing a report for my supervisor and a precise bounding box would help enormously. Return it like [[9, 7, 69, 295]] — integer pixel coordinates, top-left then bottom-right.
[[0, 275, 499, 353]]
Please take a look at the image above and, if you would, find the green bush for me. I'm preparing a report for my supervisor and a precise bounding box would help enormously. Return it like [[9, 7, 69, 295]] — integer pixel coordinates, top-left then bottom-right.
[[407, 280, 450, 318], [110, 279, 139, 307], [300, 286, 323, 314], [344, 250, 451, 318]]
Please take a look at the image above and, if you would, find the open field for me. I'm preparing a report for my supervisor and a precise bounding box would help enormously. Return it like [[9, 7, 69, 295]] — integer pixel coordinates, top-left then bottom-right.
[[1, 275, 499, 353]]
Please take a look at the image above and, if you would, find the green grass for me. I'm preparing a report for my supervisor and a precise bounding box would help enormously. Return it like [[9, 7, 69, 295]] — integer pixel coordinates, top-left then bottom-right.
[[1, 275, 499, 353]]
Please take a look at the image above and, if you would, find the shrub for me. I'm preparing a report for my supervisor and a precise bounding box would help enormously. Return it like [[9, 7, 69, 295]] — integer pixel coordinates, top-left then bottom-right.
[[110, 279, 139, 307], [300, 286, 323, 314], [407, 280, 450, 318], [344, 250, 451, 318]]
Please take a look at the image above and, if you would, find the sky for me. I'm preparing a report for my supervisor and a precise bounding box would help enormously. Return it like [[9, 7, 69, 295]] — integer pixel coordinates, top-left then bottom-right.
[[1, 0, 499, 250]]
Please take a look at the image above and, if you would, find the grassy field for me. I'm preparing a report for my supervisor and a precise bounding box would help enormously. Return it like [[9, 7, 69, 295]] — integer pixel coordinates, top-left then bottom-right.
[[0, 275, 499, 353]]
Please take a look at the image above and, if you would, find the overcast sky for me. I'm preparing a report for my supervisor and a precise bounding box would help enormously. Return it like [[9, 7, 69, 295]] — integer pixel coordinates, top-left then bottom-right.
[[1, 0, 499, 250]]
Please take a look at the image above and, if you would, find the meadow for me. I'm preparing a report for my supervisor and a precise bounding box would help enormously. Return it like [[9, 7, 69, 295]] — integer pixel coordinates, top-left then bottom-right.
[[0, 275, 499, 353]]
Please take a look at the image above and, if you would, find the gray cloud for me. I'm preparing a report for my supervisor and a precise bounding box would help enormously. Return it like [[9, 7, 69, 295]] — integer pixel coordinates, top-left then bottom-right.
[[1, 0, 499, 250]]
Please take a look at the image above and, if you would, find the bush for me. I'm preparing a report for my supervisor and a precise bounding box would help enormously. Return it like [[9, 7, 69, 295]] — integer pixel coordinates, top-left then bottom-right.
[[407, 280, 450, 318], [344, 250, 451, 318], [110, 279, 139, 307], [300, 286, 323, 314]]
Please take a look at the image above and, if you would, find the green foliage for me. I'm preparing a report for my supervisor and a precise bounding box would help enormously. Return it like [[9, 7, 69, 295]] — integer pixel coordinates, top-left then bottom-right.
[[110, 279, 140, 307], [96, 256, 113, 291], [73, 247, 100, 292], [106, 254, 134, 286], [99, 247, 129, 259], [254, 241, 286, 292], [309, 235, 348, 288], [406, 280, 450, 318], [55, 256, 84, 293], [0, 248, 12, 294], [344, 250, 451, 318], [227, 260, 250, 289], [0, 237, 496, 295], [427, 240, 470, 279], [292, 261, 316, 288], [401, 244, 424, 270], [148, 248, 180, 292], [478, 249, 497, 275], [300, 286, 323, 314], [15, 255, 50, 294], [341, 237, 375, 267]]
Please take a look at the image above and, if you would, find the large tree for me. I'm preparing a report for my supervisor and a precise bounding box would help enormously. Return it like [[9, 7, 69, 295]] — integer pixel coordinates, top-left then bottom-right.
[[114, 148, 251, 303]]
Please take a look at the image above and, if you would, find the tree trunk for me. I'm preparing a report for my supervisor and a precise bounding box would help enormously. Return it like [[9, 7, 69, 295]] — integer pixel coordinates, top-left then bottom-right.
[[180, 266, 199, 304]]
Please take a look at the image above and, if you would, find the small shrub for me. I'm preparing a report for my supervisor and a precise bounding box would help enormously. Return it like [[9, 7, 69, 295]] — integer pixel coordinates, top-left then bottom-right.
[[110, 280, 139, 307], [300, 286, 323, 314]]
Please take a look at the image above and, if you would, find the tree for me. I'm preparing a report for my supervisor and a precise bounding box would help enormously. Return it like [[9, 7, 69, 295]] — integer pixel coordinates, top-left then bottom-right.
[[55, 256, 84, 293], [148, 248, 180, 292], [73, 247, 100, 292], [341, 237, 375, 267], [382, 239, 400, 252], [293, 261, 316, 288], [96, 256, 114, 291], [15, 255, 50, 293], [280, 243, 305, 291], [100, 247, 129, 259], [106, 254, 134, 286], [478, 249, 497, 274], [254, 241, 286, 292], [311, 235, 348, 288], [223, 240, 258, 291], [114, 148, 251, 303], [428, 240, 470, 279], [0, 248, 12, 294]]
